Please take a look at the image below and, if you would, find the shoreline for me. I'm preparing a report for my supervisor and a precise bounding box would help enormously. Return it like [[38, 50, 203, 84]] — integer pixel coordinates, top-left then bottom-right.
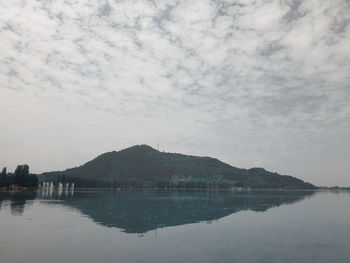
[[1, 186, 349, 192]]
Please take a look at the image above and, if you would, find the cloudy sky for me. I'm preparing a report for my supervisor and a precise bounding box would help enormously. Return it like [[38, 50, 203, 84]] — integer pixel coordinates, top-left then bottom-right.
[[0, 0, 349, 186]]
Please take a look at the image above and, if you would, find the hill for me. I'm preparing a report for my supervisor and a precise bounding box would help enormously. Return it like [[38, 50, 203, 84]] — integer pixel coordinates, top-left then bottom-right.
[[41, 145, 315, 189]]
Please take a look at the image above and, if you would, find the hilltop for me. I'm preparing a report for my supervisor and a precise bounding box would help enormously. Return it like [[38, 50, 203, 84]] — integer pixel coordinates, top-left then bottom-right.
[[41, 145, 315, 189]]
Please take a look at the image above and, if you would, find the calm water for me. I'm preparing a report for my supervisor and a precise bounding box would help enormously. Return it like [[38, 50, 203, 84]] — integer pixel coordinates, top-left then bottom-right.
[[0, 189, 350, 263]]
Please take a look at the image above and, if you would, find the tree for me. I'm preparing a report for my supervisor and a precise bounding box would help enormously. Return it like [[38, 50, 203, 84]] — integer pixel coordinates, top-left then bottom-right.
[[0, 167, 7, 187], [15, 164, 33, 187], [15, 165, 24, 186], [22, 165, 29, 177]]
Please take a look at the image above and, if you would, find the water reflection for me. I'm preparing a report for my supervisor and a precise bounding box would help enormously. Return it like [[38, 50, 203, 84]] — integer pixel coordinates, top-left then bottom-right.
[[39, 185, 74, 199], [0, 191, 37, 216], [0, 189, 314, 233]]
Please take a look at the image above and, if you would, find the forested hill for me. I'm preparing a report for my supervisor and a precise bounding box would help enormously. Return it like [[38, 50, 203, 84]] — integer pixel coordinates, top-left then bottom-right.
[[41, 145, 315, 189]]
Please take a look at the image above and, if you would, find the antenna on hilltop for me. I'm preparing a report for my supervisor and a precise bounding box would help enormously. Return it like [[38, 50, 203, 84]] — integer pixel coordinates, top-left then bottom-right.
[[157, 136, 159, 151]]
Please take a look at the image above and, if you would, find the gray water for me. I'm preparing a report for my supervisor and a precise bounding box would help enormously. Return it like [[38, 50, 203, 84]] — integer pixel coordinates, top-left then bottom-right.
[[0, 189, 349, 263]]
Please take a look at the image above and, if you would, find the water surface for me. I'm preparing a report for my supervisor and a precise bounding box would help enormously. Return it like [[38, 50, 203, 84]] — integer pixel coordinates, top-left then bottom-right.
[[0, 189, 349, 263]]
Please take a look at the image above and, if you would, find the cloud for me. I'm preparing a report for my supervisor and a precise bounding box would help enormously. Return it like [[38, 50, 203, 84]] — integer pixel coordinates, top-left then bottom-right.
[[0, 0, 349, 186]]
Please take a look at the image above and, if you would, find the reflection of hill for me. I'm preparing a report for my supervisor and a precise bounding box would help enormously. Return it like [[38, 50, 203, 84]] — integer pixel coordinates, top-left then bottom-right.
[[60, 190, 314, 233], [0, 190, 314, 233]]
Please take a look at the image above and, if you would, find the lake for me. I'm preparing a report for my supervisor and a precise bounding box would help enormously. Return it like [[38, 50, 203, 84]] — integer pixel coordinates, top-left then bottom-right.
[[0, 189, 349, 263]]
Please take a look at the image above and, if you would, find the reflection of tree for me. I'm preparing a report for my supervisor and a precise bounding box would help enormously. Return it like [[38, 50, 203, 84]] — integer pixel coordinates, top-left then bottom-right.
[[0, 191, 37, 216], [10, 197, 26, 216], [60, 190, 315, 233]]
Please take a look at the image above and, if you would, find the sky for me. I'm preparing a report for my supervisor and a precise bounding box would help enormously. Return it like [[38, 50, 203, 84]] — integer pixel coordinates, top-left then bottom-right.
[[0, 0, 349, 186]]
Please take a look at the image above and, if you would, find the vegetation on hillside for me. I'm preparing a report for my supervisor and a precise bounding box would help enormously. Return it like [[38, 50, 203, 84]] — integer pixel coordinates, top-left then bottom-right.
[[41, 145, 314, 189]]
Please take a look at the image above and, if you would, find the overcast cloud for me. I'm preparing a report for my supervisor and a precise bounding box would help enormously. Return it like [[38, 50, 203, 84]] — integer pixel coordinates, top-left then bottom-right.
[[0, 0, 349, 186]]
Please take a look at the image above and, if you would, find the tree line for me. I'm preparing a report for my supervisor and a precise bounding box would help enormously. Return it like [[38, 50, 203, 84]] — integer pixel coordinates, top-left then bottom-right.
[[0, 165, 38, 187]]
